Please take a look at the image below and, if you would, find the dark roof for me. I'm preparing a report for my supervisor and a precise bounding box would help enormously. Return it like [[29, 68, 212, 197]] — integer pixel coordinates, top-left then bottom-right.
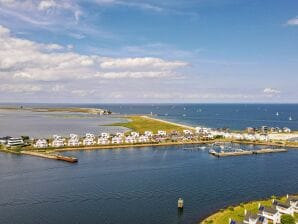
[[230, 220, 244, 224], [259, 206, 278, 214], [244, 212, 258, 222], [273, 201, 291, 209], [287, 196, 298, 203]]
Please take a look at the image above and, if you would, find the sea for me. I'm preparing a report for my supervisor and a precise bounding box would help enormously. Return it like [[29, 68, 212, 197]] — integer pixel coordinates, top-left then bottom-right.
[[0, 103, 297, 224]]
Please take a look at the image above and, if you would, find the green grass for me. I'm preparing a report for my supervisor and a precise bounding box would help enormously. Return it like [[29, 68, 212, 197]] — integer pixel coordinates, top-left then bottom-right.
[[201, 195, 298, 224], [108, 116, 186, 134]]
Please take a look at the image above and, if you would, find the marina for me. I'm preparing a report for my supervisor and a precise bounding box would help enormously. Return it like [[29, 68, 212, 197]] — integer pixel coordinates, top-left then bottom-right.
[[209, 148, 288, 157]]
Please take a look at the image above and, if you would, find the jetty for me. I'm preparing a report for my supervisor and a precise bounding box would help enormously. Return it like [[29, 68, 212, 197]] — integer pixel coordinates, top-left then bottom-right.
[[21, 151, 78, 163], [209, 148, 287, 157]]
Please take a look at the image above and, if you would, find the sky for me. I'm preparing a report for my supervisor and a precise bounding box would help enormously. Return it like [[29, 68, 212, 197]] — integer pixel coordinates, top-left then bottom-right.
[[0, 0, 297, 103]]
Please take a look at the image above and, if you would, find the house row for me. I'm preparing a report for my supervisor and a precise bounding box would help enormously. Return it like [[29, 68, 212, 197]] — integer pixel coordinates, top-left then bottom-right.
[[229, 195, 298, 224], [33, 132, 152, 148], [247, 126, 291, 134]]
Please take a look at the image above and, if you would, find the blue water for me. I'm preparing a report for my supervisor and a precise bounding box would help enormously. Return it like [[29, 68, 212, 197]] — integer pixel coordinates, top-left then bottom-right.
[[0, 145, 297, 224], [0, 104, 298, 224]]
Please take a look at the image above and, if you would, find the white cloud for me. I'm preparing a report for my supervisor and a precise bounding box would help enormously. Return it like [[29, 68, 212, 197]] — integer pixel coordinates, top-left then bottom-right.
[[263, 88, 281, 94], [100, 57, 188, 70], [286, 16, 298, 26], [38, 0, 57, 11], [0, 84, 41, 93], [0, 25, 188, 96]]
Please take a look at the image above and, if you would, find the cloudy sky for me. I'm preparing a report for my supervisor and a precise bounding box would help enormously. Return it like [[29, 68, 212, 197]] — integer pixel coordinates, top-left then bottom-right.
[[0, 0, 297, 103]]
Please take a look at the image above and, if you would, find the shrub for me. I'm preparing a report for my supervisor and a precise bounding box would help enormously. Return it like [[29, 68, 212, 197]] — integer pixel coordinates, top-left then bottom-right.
[[281, 214, 295, 224]]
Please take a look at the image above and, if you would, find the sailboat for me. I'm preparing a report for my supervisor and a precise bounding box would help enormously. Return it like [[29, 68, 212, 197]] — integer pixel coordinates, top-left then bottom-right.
[[276, 112, 279, 116], [289, 116, 292, 121]]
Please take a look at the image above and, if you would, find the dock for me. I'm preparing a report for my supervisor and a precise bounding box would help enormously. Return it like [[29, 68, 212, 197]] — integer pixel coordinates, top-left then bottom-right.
[[21, 151, 78, 163], [209, 148, 287, 157]]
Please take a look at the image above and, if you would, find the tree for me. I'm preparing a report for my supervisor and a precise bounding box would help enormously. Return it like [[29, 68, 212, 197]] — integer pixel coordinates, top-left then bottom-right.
[[281, 214, 295, 224]]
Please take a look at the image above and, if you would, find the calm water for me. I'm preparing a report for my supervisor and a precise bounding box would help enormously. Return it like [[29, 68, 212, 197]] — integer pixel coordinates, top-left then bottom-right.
[[0, 145, 297, 224], [0, 104, 298, 224]]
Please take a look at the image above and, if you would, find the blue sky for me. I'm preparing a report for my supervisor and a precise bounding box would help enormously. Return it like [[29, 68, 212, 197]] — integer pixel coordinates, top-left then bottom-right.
[[0, 0, 297, 103]]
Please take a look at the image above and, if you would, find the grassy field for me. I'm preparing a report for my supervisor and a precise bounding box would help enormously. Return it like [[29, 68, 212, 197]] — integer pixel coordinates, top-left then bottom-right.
[[108, 116, 187, 134], [201, 195, 298, 224]]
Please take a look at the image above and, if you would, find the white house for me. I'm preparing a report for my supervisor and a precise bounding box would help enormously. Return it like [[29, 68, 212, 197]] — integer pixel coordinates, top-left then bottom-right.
[[243, 210, 267, 224], [34, 139, 48, 148], [130, 132, 139, 138], [138, 135, 149, 143], [125, 136, 137, 144], [157, 130, 167, 136], [258, 205, 280, 224], [83, 138, 95, 146], [68, 134, 80, 146], [112, 136, 123, 144], [273, 200, 295, 216], [85, 133, 95, 139], [116, 132, 124, 137], [98, 137, 110, 145], [101, 132, 110, 138], [286, 195, 298, 213], [183, 130, 193, 135], [52, 139, 65, 147], [283, 127, 291, 133], [144, 131, 153, 137]]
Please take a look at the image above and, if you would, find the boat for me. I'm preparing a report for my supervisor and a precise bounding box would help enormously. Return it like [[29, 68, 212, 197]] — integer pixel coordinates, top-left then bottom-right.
[[209, 149, 216, 154], [276, 112, 279, 116], [56, 155, 78, 163], [289, 116, 292, 121], [182, 114, 186, 117]]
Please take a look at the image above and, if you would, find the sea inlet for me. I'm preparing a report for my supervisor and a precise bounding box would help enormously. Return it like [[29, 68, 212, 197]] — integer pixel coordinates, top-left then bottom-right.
[[0, 144, 297, 224]]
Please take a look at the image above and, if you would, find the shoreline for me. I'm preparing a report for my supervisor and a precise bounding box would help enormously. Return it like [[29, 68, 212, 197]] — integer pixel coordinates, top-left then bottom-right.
[[200, 194, 298, 224]]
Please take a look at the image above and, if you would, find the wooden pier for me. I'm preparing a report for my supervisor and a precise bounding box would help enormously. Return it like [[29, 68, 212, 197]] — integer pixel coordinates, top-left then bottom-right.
[[209, 148, 287, 157], [21, 151, 78, 163]]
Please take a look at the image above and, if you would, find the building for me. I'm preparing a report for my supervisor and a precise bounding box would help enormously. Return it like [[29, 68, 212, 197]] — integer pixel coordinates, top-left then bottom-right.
[[98, 137, 110, 145], [157, 130, 167, 136], [85, 133, 95, 139], [130, 132, 139, 138], [286, 195, 298, 213], [52, 135, 65, 147], [243, 210, 268, 224], [273, 200, 295, 216], [68, 134, 80, 146], [34, 139, 48, 148], [258, 205, 280, 224], [283, 127, 291, 133], [116, 132, 124, 137], [6, 137, 24, 147], [183, 130, 193, 135], [101, 132, 110, 138], [83, 138, 95, 146], [125, 136, 137, 144], [138, 135, 149, 143], [112, 136, 123, 144], [144, 131, 153, 137]]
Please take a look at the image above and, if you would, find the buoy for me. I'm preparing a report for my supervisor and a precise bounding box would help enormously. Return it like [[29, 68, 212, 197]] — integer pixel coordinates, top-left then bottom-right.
[[178, 198, 184, 209]]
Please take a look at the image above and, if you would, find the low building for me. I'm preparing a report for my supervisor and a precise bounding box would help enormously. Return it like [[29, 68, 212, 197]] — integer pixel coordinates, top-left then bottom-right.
[[144, 131, 153, 137], [34, 139, 48, 148], [98, 137, 110, 145], [243, 210, 268, 224], [52, 135, 65, 147], [157, 130, 167, 136], [112, 136, 123, 144], [138, 135, 149, 143], [258, 205, 280, 224], [125, 136, 137, 144], [283, 127, 291, 133], [286, 195, 298, 213], [273, 200, 295, 216], [130, 132, 139, 138], [83, 138, 95, 146], [116, 132, 124, 137], [183, 130, 193, 135], [6, 137, 24, 147], [68, 134, 80, 146], [101, 132, 110, 138]]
